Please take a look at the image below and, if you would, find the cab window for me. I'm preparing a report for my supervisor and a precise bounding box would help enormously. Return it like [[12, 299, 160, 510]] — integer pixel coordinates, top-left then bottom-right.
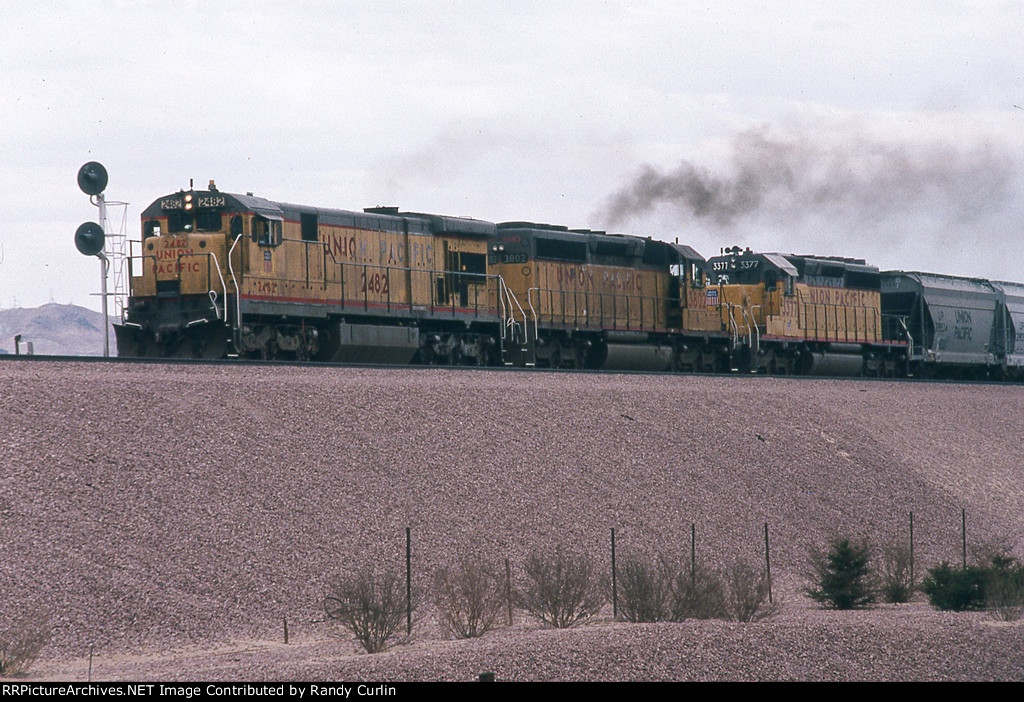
[[196, 211, 222, 232], [252, 216, 282, 246], [690, 263, 705, 288]]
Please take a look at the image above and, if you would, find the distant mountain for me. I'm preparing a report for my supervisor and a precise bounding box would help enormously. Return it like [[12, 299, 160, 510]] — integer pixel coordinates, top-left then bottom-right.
[[0, 303, 115, 356]]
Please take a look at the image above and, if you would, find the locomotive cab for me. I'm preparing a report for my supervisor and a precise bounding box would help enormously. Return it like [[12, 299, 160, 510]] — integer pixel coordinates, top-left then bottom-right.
[[707, 248, 891, 375], [116, 183, 238, 358]]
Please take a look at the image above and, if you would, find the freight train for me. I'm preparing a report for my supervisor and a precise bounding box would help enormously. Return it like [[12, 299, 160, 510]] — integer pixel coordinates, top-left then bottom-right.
[[113, 182, 1024, 381]]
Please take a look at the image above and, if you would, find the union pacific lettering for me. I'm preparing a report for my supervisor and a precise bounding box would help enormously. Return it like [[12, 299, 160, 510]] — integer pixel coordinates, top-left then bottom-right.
[[805, 287, 877, 308], [329, 233, 358, 259], [326, 233, 370, 261], [555, 265, 642, 292], [328, 233, 433, 266], [379, 240, 406, 265], [151, 239, 201, 274]]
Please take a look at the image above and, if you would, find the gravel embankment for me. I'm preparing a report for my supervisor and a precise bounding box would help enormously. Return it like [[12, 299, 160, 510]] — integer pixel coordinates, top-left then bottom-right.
[[1, 360, 1022, 681]]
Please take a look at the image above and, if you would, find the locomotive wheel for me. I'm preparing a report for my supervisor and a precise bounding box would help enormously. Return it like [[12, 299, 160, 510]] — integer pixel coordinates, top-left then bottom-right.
[[692, 350, 706, 373]]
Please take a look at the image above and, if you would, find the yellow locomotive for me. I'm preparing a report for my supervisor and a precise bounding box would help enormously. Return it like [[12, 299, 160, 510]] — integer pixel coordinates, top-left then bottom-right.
[[489, 223, 724, 370], [116, 182, 505, 364], [705, 246, 905, 375]]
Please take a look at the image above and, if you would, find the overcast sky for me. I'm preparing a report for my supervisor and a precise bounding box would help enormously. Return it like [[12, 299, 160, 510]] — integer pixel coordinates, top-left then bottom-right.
[[1, 1, 1022, 313]]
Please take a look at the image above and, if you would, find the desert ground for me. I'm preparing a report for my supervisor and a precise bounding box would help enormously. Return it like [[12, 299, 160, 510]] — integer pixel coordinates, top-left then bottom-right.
[[1, 359, 1022, 681]]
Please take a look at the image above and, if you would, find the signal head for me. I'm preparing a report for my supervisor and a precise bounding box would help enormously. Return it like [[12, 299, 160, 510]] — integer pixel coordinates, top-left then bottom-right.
[[77, 161, 108, 196], [75, 221, 105, 256]]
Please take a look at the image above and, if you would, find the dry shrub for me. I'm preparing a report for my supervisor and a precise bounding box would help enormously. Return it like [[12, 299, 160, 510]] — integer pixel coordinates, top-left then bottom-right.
[[665, 563, 726, 621], [517, 546, 605, 628], [433, 557, 505, 638], [879, 542, 915, 603], [984, 550, 1024, 622], [324, 568, 413, 653], [0, 613, 50, 677], [616, 557, 671, 623], [721, 560, 778, 622], [986, 571, 1024, 622], [617, 554, 730, 622], [617, 554, 776, 623]]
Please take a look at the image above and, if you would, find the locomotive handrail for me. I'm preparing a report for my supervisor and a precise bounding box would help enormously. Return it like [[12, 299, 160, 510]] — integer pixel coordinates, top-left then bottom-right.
[[293, 243, 507, 319], [898, 317, 914, 359], [802, 301, 883, 343], [724, 302, 741, 370], [748, 305, 762, 358], [177, 251, 228, 323], [496, 280, 511, 342], [506, 280, 529, 345], [125, 245, 227, 322], [740, 307, 754, 349], [228, 233, 243, 336], [725, 302, 740, 348], [523, 285, 665, 332], [125, 251, 158, 310], [499, 277, 529, 346], [526, 287, 541, 343]]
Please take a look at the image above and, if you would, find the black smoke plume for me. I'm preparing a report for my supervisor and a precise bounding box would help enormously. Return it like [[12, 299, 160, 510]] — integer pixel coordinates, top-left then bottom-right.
[[599, 127, 1019, 231]]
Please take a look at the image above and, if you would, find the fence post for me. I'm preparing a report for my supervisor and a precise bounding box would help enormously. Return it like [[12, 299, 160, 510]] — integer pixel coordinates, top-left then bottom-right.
[[909, 511, 915, 587], [961, 508, 967, 569], [505, 557, 514, 626], [611, 528, 618, 619], [690, 523, 696, 579], [406, 527, 412, 635]]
